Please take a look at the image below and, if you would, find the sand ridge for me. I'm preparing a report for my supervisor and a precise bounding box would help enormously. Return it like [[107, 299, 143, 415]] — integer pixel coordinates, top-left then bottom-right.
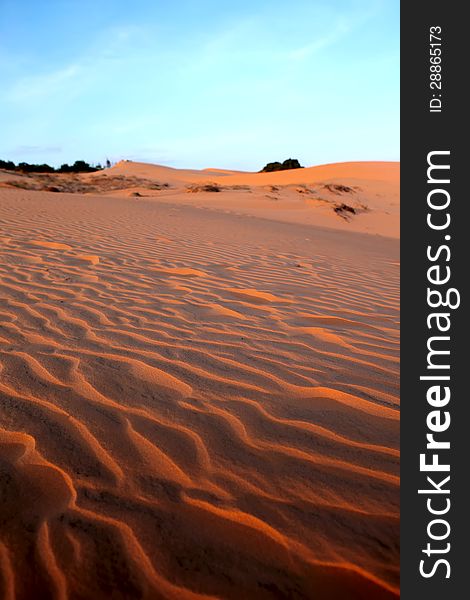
[[0, 185, 399, 599]]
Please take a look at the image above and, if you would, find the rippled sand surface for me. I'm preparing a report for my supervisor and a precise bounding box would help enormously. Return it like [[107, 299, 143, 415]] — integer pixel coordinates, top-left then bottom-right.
[[0, 185, 399, 599]]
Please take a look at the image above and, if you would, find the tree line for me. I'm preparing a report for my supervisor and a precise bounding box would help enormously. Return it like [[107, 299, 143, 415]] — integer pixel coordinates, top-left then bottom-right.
[[0, 159, 112, 173]]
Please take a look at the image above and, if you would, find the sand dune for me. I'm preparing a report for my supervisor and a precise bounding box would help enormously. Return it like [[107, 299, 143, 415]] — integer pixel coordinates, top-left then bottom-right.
[[1, 161, 399, 238], [104, 159, 397, 185], [0, 167, 399, 599], [102, 161, 399, 238]]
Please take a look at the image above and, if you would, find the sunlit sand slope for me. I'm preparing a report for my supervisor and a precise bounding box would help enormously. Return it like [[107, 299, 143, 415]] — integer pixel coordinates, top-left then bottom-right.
[[104, 161, 399, 238], [0, 188, 399, 599], [1, 161, 399, 238]]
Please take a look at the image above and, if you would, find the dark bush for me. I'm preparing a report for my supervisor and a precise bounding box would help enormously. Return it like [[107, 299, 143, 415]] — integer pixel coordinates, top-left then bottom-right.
[[72, 160, 93, 172], [0, 160, 16, 171], [282, 158, 303, 170], [187, 183, 221, 193], [57, 160, 102, 173], [17, 161, 54, 173], [261, 161, 283, 173], [334, 203, 356, 218], [260, 158, 304, 173]]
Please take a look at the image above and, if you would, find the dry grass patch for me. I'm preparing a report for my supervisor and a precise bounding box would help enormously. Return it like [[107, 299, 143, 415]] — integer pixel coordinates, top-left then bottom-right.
[[0, 172, 170, 194], [186, 182, 222, 193]]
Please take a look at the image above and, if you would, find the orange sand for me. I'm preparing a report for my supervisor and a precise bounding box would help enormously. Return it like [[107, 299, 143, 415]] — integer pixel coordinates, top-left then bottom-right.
[[98, 161, 399, 238], [0, 162, 399, 599]]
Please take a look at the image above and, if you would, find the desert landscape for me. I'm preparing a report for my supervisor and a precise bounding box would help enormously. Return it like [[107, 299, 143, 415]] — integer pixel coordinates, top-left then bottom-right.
[[0, 160, 399, 599]]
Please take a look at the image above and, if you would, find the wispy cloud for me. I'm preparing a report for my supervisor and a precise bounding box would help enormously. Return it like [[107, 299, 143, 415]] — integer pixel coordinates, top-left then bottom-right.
[[1, 23, 148, 105], [286, 3, 380, 61], [287, 19, 352, 60], [3, 64, 83, 103]]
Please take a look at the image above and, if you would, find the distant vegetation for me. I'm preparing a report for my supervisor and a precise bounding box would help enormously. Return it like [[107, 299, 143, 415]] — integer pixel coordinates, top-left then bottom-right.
[[260, 158, 304, 173], [0, 159, 104, 173]]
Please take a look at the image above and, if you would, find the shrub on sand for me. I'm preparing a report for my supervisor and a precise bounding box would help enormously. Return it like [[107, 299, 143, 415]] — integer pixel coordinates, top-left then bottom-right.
[[187, 183, 221, 193], [260, 158, 303, 172]]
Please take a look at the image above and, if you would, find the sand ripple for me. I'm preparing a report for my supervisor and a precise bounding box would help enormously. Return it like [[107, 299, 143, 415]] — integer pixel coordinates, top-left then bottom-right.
[[0, 190, 399, 599]]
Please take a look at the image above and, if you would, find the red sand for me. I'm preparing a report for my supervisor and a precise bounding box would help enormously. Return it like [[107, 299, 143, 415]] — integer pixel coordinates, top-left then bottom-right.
[[0, 162, 399, 599]]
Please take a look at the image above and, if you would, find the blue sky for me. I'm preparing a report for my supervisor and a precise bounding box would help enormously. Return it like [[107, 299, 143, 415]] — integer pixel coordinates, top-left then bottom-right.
[[0, 0, 399, 170]]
